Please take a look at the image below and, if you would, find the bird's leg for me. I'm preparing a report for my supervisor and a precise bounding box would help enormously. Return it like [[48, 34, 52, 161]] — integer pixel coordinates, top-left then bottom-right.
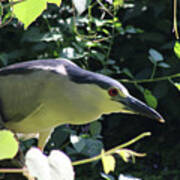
[[38, 129, 52, 150]]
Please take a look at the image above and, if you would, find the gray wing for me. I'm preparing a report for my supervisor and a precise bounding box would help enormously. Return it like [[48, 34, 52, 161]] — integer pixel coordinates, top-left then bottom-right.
[[0, 70, 46, 123], [0, 59, 76, 123], [0, 59, 77, 122]]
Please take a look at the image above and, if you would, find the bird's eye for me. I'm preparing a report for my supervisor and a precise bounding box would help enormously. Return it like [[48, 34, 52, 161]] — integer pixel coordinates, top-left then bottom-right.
[[108, 88, 118, 97]]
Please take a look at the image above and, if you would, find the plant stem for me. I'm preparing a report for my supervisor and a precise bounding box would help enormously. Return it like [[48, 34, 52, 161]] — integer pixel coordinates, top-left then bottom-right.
[[72, 132, 151, 166], [174, 0, 179, 39], [119, 73, 180, 84], [150, 63, 157, 79], [0, 168, 25, 173], [0, 132, 151, 173]]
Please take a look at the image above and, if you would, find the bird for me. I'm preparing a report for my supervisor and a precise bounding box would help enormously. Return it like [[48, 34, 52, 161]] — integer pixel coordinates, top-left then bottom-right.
[[0, 58, 165, 150]]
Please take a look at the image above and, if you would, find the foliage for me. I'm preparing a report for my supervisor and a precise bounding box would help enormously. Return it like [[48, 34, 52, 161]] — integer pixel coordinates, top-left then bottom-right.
[[0, 0, 180, 179], [12, 0, 62, 29], [0, 130, 18, 160], [174, 41, 180, 59], [25, 148, 74, 180]]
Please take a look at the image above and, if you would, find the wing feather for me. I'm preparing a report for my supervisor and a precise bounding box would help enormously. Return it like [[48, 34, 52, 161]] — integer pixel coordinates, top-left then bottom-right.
[[0, 69, 48, 123]]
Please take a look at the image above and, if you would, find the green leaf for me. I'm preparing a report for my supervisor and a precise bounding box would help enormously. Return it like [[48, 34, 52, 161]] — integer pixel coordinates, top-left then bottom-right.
[[174, 41, 180, 58], [116, 149, 134, 163], [0, 3, 3, 17], [81, 139, 103, 156], [12, 0, 62, 29], [90, 121, 102, 136], [12, 0, 47, 29], [41, 32, 63, 42], [119, 174, 141, 180], [122, 68, 134, 79], [113, 0, 124, 9], [174, 83, 180, 91], [0, 130, 18, 160], [116, 149, 146, 163], [25, 147, 51, 179], [91, 50, 106, 63], [25, 148, 74, 180], [101, 172, 115, 180], [50, 126, 69, 148], [148, 48, 164, 63], [47, 0, 62, 6], [70, 134, 85, 153], [101, 149, 116, 174], [21, 27, 44, 42], [144, 89, 158, 109], [1, 10, 12, 25], [125, 26, 143, 34], [61, 47, 86, 59], [157, 62, 170, 68], [72, 0, 90, 15], [0, 53, 8, 66]]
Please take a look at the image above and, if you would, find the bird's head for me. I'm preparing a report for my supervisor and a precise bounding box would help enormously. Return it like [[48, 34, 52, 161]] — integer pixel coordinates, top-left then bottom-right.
[[103, 84, 165, 123], [66, 64, 165, 123]]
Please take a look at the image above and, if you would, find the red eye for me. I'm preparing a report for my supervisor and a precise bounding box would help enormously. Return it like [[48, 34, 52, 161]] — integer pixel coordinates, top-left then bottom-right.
[[108, 88, 118, 97]]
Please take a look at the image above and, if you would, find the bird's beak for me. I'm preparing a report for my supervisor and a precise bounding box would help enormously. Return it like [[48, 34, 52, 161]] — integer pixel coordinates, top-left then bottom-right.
[[123, 96, 165, 123]]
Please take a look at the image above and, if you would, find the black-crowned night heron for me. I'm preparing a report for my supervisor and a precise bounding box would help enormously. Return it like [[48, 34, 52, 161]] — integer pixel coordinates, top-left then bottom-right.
[[0, 59, 164, 149]]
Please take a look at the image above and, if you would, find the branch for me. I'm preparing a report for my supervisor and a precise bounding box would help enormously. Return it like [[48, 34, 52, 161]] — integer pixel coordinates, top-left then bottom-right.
[[174, 0, 179, 39], [119, 73, 180, 84], [72, 132, 151, 166]]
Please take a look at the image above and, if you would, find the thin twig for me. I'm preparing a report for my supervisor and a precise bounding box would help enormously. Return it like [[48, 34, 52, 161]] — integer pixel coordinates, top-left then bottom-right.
[[119, 73, 180, 84], [0, 168, 25, 173], [72, 132, 151, 166], [96, 0, 113, 17], [0, 16, 13, 28], [174, 0, 179, 39]]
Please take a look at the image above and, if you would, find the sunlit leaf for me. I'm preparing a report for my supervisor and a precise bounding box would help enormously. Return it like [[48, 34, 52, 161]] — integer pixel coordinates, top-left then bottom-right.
[[144, 89, 158, 109], [174, 83, 180, 91], [113, 0, 124, 9], [157, 62, 170, 68], [25, 148, 74, 180], [72, 0, 89, 15], [47, 0, 62, 6], [41, 33, 63, 42], [101, 149, 116, 174], [116, 149, 146, 163], [105, 0, 113, 4], [70, 134, 85, 153], [48, 150, 74, 180], [25, 147, 51, 180], [12, 0, 47, 29], [101, 172, 115, 180], [174, 41, 180, 59], [1, 10, 12, 25], [61, 47, 86, 59], [118, 174, 142, 180], [148, 48, 163, 63], [12, 0, 62, 29], [0, 130, 18, 160], [116, 149, 131, 163]]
